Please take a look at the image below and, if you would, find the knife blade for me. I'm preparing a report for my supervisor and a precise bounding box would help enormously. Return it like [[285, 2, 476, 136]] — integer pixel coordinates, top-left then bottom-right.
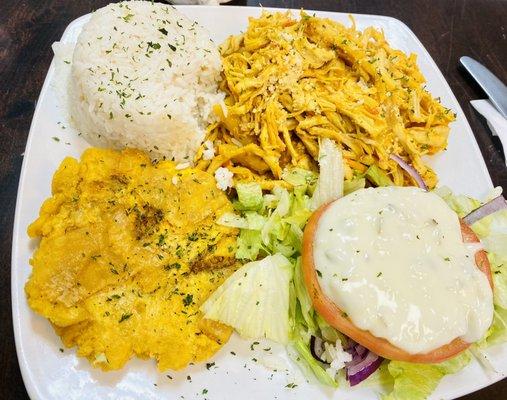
[[460, 56, 507, 118]]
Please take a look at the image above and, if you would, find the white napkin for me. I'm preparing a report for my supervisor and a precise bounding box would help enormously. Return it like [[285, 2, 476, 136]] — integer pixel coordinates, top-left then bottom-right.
[[471, 99, 507, 166]]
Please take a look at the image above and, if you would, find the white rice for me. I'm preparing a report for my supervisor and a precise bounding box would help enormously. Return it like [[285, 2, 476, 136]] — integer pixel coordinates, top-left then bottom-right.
[[70, 1, 224, 162]]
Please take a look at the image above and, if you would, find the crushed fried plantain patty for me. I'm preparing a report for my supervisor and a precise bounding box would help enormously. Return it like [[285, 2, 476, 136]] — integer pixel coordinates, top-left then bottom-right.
[[25, 148, 238, 371]]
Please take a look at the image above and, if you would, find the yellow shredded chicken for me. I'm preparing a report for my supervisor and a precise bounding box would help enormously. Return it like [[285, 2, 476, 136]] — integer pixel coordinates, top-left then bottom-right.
[[196, 11, 455, 188]]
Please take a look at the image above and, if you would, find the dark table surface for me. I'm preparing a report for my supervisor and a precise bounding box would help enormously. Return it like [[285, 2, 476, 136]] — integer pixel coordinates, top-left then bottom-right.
[[1, 0, 506, 399]]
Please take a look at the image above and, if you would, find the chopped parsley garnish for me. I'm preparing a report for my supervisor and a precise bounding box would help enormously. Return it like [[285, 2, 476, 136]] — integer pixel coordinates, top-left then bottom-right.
[[122, 13, 134, 23], [158, 28, 168, 35], [183, 294, 194, 307], [147, 41, 161, 50], [165, 262, 181, 271], [119, 313, 132, 323], [157, 234, 166, 246], [175, 247, 184, 258]]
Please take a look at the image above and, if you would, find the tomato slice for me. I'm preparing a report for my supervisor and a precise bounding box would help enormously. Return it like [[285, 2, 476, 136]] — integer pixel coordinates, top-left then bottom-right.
[[302, 201, 493, 364]]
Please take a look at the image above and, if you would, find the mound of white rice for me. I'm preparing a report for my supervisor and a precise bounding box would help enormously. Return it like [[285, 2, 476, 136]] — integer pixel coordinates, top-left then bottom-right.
[[70, 1, 224, 162]]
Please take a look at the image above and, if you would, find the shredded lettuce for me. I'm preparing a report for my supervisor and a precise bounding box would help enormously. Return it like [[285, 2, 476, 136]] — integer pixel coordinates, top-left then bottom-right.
[[236, 229, 264, 261], [201, 254, 292, 344], [218, 170, 507, 398], [281, 167, 318, 191], [226, 184, 312, 262], [365, 164, 393, 187], [220, 165, 345, 385], [235, 182, 263, 211]]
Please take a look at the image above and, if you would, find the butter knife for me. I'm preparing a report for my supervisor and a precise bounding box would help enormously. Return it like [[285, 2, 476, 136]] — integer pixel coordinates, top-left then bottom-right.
[[460, 56, 507, 118]]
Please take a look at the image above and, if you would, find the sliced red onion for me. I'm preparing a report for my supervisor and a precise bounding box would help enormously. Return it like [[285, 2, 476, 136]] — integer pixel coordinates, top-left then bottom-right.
[[310, 335, 328, 364], [390, 154, 428, 191], [355, 344, 367, 357], [345, 339, 383, 386], [463, 195, 507, 225], [309, 335, 383, 385], [346, 353, 383, 386]]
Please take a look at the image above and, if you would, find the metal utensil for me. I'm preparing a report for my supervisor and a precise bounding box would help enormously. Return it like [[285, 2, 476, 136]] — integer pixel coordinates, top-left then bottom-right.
[[460, 56, 507, 118]]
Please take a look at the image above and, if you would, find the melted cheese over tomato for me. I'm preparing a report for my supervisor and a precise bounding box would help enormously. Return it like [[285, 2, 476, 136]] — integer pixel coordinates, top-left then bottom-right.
[[313, 187, 493, 354]]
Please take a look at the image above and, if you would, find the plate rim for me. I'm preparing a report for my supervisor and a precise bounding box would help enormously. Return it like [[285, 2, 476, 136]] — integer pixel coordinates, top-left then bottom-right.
[[11, 5, 498, 400]]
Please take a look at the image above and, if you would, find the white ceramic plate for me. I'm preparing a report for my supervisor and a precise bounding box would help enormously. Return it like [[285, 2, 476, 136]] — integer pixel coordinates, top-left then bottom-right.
[[12, 5, 506, 400]]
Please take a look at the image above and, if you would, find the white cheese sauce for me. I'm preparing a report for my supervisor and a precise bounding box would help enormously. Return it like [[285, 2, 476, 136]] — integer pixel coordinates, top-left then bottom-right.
[[314, 187, 493, 354]]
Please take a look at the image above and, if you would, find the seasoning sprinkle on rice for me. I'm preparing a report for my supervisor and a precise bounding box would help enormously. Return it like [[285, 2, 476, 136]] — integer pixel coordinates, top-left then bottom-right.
[[70, 1, 224, 162]]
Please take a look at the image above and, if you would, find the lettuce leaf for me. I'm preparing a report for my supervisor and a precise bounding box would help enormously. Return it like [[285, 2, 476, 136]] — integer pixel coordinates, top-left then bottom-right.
[[478, 306, 507, 347], [382, 351, 471, 400], [344, 177, 366, 195], [311, 138, 344, 209], [292, 338, 338, 387], [201, 254, 292, 344], [293, 257, 316, 333]]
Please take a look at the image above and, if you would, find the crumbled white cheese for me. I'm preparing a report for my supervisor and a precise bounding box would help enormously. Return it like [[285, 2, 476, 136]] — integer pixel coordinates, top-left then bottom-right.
[[321, 340, 352, 379], [214, 167, 233, 191], [171, 176, 179, 185], [202, 140, 215, 160]]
